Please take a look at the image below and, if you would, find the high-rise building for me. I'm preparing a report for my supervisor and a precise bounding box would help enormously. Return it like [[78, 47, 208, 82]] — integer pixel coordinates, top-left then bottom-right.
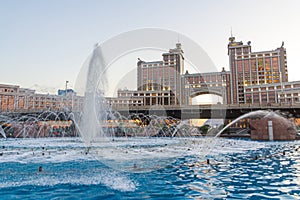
[[137, 43, 185, 105], [228, 36, 287, 104]]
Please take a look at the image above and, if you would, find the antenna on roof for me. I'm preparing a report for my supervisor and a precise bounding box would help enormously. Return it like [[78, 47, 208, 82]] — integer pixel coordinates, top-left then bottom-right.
[[229, 27, 235, 43]]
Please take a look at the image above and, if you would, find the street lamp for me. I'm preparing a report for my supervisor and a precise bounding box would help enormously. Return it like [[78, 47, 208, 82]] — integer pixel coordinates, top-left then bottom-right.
[[65, 81, 69, 96]]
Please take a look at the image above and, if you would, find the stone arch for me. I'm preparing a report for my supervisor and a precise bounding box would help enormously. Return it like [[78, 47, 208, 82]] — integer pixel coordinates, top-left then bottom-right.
[[190, 90, 223, 98], [188, 88, 227, 104]]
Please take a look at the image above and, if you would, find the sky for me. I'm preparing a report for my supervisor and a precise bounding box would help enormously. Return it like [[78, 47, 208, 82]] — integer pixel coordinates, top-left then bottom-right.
[[1, 0, 300, 95]]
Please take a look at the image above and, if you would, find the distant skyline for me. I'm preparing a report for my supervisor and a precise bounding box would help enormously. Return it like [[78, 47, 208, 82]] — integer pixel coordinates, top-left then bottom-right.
[[1, 0, 300, 95]]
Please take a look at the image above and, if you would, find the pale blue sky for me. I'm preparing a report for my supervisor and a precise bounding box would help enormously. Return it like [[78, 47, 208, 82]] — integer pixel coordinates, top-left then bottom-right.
[[1, 0, 300, 94]]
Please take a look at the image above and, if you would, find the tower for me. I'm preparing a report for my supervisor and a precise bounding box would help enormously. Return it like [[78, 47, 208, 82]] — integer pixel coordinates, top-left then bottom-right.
[[137, 43, 185, 105], [228, 36, 251, 104], [227, 36, 287, 104]]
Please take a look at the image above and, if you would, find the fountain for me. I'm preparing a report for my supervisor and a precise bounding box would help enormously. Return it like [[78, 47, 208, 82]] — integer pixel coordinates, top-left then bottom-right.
[[72, 28, 227, 172], [76, 45, 107, 147], [0, 111, 76, 138], [216, 110, 297, 140], [74, 45, 200, 172], [0, 125, 6, 138], [0, 29, 231, 172], [1, 30, 300, 199]]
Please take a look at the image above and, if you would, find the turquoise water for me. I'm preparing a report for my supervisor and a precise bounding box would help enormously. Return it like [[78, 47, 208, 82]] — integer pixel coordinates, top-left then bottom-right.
[[0, 138, 300, 199]]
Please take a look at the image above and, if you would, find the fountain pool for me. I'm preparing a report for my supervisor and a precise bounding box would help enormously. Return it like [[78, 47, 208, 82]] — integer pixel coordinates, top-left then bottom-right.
[[1, 137, 300, 199], [2, 28, 299, 199]]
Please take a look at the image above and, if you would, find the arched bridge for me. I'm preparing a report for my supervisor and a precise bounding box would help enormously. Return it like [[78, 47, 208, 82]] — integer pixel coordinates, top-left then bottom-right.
[[115, 103, 300, 119], [187, 86, 227, 104], [2, 103, 300, 120]]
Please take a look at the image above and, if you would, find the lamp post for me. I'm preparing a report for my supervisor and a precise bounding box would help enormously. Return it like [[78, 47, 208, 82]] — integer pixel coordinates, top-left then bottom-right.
[[65, 81, 71, 110], [65, 81, 69, 96]]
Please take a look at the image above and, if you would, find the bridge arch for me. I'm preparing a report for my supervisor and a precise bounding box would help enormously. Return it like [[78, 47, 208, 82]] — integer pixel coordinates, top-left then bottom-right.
[[190, 89, 223, 98], [187, 87, 227, 105]]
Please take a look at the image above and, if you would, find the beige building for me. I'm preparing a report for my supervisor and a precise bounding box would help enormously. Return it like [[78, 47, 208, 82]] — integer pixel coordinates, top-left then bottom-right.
[[137, 43, 185, 105], [228, 36, 288, 104], [0, 84, 82, 112]]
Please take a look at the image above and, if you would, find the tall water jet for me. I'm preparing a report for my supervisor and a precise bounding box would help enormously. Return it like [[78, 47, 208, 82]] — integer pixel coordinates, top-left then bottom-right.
[[73, 28, 227, 172], [78, 44, 108, 147]]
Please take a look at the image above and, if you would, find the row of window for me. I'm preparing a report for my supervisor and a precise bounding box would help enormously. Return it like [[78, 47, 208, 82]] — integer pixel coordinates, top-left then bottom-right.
[[0, 88, 15, 93]]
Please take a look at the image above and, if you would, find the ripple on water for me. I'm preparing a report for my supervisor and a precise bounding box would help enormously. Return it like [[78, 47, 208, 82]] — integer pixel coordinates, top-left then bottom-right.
[[1, 138, 300, 199]]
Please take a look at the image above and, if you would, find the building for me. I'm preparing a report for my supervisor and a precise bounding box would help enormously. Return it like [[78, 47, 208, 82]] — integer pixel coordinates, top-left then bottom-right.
[[183, 68, 231, 105], [114, 43, 231, 107], [137, 43, 185, 105], [58, 89, 76, 96], [1, 36, 300, 112], [111, 39, 300, 107], [106, 89, 144, 107], [244, 81, 300, 105], [228, 36, 288, 104], [0, 84, 83, 112]]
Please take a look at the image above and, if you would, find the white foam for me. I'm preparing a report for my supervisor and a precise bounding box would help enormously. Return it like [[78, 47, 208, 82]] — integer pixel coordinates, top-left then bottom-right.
[[0, 137, 94, 163], [0, 137, 268, 165], [0, 169, 136, 192]]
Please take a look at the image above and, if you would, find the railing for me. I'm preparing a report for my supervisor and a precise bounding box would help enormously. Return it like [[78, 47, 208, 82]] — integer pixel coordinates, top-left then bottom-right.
[[0, 107, 82, 113], [2, 102, 300, 114], [113, 102, 300, 111]]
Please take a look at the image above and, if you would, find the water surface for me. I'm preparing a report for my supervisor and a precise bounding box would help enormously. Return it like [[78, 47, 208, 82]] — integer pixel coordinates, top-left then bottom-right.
[[0, 138, 299, 199]]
